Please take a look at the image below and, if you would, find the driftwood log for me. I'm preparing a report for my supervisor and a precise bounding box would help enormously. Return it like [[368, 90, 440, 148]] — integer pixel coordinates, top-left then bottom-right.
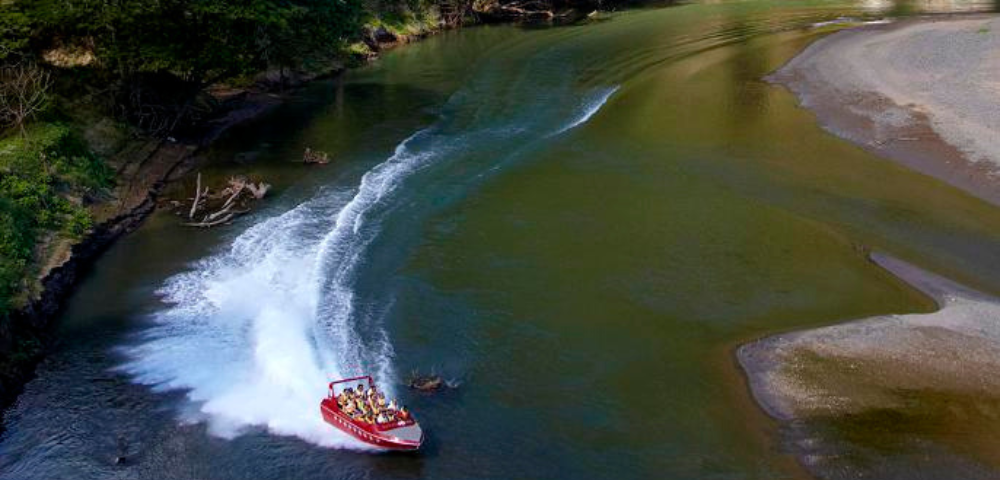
[[188, 172, 202, 220], [180, 173, 270, 228], [303, 147, 330, 165], [407, 371, 450, 392], [410, 375, 443, 391], [473, 0, 572, 20]]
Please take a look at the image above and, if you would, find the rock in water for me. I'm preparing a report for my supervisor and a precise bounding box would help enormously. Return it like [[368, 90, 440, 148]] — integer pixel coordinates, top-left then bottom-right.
[[409, 374, 444, 392]]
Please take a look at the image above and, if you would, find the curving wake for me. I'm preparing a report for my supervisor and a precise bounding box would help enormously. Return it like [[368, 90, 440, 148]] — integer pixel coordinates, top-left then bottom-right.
[[119, 77, 619, 448]]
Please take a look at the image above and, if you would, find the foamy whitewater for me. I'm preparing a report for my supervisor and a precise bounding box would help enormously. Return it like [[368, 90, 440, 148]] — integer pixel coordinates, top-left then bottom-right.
[[119, 83, 619, 449]]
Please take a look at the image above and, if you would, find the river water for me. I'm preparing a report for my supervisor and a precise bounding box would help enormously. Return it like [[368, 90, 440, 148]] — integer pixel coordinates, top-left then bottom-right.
[[4, 1, 1000, 479]]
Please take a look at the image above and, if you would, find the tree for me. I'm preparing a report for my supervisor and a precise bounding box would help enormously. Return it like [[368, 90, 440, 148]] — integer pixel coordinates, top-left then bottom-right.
[[0, 59, 52, 136]]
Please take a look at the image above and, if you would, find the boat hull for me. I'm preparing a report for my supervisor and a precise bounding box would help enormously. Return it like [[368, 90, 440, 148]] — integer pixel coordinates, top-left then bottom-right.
[[320, 399, 423, 451]]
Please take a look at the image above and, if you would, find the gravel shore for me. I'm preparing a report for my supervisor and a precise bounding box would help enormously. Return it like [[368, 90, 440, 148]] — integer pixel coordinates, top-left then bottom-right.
[[739, 253, 1000, 419], [738, 253, 1000, 478], [771, 16, 1000, 206]]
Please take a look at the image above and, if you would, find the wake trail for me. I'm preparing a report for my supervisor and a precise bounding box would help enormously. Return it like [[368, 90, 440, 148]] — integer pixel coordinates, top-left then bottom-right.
[[119, 79, 619, 449], [552, 86, 621, 136]]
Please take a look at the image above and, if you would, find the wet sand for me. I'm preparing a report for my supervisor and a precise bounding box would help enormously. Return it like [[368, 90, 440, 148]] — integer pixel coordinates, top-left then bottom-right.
[[770, 15, 1000, 206], [738, 253, 1000, 478]]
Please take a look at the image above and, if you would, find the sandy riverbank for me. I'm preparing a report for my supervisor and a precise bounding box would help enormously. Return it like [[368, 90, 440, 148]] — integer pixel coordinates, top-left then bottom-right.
[[738, 253, 1000, 478], [771, 15, 1000, 206]]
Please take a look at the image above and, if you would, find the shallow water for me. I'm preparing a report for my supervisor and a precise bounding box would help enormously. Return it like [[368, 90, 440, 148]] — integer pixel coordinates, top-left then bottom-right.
[[4, 1, 1000, 479]]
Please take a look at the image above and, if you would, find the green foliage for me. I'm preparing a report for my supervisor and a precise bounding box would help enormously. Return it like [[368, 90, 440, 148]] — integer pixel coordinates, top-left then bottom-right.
[[19, 0, 365, 84], [0, 123, 111, 316], [4, 0, 370, 133], [0, 196, 31, 314], [0, 4, 31, 58]]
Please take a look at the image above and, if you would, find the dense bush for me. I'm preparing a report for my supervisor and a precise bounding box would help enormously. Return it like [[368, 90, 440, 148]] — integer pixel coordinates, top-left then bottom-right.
[[1, 0, 369, 134], [0, 0, 393, 315], [0, 7, 30, 58], [4, 0, 366, 82], [0, 123, 111, 316]]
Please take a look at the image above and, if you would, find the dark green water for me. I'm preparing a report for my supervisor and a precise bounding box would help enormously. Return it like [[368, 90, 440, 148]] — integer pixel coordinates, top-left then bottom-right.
[[4, 2, 1000, 479]]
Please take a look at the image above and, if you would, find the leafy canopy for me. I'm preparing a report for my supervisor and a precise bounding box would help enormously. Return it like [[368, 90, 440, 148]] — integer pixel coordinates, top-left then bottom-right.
[[3, 0, 364, 84]]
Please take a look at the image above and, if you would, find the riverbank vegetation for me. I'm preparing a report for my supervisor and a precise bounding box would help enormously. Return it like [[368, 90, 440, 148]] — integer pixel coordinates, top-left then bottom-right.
[[0, 0, 442, 319], [0, 123, 111, 316], [0, 0, 629, 413], [0, 0, 462, 406], [0, 0, 619, 316]]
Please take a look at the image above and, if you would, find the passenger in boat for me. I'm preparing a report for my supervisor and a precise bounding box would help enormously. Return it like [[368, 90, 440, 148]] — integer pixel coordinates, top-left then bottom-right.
[[388, 399, 398, 411], [376, 412, 388, 424], [377, 393, 387, 409], [399, 406, 411, 420], [337, 388, 351, 407]]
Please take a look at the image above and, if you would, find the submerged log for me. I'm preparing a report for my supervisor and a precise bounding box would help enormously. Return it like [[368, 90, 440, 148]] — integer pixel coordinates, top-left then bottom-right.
[[303, 147, 330, 165], [408, 373, 445, 392], [183, 212, 236, 228]]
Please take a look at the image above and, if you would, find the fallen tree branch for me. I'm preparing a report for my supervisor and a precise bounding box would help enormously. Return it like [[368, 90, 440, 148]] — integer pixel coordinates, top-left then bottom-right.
[[220, 177, 246, 211], [188, 172, 202, 220], [183, 213, 235, 228], [203, 201, 236, 223], [174, 173, 266, 228]]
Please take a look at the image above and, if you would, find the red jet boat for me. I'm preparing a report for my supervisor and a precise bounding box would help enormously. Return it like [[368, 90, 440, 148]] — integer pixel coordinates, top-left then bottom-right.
[[320, 375, 424, 451]]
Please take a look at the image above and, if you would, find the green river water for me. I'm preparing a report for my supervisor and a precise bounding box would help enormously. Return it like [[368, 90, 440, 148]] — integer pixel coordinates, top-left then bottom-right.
[[3, 1, 1000, 479]]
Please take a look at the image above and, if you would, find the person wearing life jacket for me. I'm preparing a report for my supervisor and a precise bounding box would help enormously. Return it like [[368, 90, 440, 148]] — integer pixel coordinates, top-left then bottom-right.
[[399, 406, 411, 420], [376, 412, 388, 424]]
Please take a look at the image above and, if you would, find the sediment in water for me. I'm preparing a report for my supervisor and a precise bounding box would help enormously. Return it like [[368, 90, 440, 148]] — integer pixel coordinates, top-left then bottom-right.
[[738, 253, 1000, 478]]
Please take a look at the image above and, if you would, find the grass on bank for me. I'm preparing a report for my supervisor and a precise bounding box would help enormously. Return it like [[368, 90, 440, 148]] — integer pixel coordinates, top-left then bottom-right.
[[0, 123, 112, 316]]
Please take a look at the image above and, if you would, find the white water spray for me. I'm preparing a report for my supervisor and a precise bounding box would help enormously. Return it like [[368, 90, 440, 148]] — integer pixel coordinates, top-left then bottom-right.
[[120, 84, 618, 448], [553, 86, 621, 136]]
